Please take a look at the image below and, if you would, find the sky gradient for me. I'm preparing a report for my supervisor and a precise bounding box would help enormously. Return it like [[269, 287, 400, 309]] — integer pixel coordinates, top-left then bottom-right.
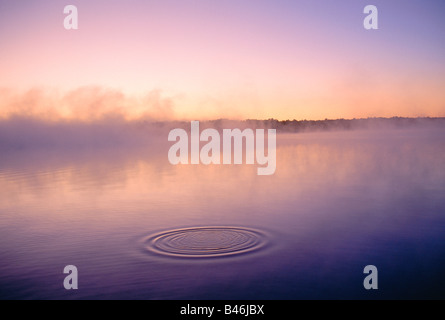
[[0, 0, 444, 120]]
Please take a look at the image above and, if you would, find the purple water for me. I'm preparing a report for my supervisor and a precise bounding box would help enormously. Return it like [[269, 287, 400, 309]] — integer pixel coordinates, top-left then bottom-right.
[[1, 128, 444, 299]]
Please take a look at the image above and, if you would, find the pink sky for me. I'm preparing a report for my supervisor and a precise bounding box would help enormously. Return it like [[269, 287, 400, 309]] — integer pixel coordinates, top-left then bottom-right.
[[0, 0, 444, 120]]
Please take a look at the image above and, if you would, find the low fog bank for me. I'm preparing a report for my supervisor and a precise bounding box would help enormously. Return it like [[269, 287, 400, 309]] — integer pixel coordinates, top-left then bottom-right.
[[137, 117, 445, 132], [267, 117, 445, 132], [0, 117, 173, 150], [0, 116, 444, 150]]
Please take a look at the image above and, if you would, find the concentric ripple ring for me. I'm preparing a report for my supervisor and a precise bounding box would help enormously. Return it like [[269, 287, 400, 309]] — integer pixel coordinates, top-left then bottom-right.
[[144, 227, 267, 258]]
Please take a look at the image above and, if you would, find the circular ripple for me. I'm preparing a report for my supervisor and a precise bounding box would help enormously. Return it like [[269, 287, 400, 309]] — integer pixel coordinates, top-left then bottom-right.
[[144, 227, 267, 258]]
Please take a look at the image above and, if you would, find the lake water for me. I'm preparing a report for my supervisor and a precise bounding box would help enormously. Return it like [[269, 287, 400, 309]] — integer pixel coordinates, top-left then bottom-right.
[[1, 127, 444, 299]]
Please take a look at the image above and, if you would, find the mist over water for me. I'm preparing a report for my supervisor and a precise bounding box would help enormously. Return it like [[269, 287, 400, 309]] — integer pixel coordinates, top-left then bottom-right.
[[0, 121, 444, 299]]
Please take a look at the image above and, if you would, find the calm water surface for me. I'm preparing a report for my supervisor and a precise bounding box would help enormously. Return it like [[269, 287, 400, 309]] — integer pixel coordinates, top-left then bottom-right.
[[1, 128, 444, 299]]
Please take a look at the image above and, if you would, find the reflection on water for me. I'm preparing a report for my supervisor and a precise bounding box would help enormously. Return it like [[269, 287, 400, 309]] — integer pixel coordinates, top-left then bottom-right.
[[0, 128, 445, 299]]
